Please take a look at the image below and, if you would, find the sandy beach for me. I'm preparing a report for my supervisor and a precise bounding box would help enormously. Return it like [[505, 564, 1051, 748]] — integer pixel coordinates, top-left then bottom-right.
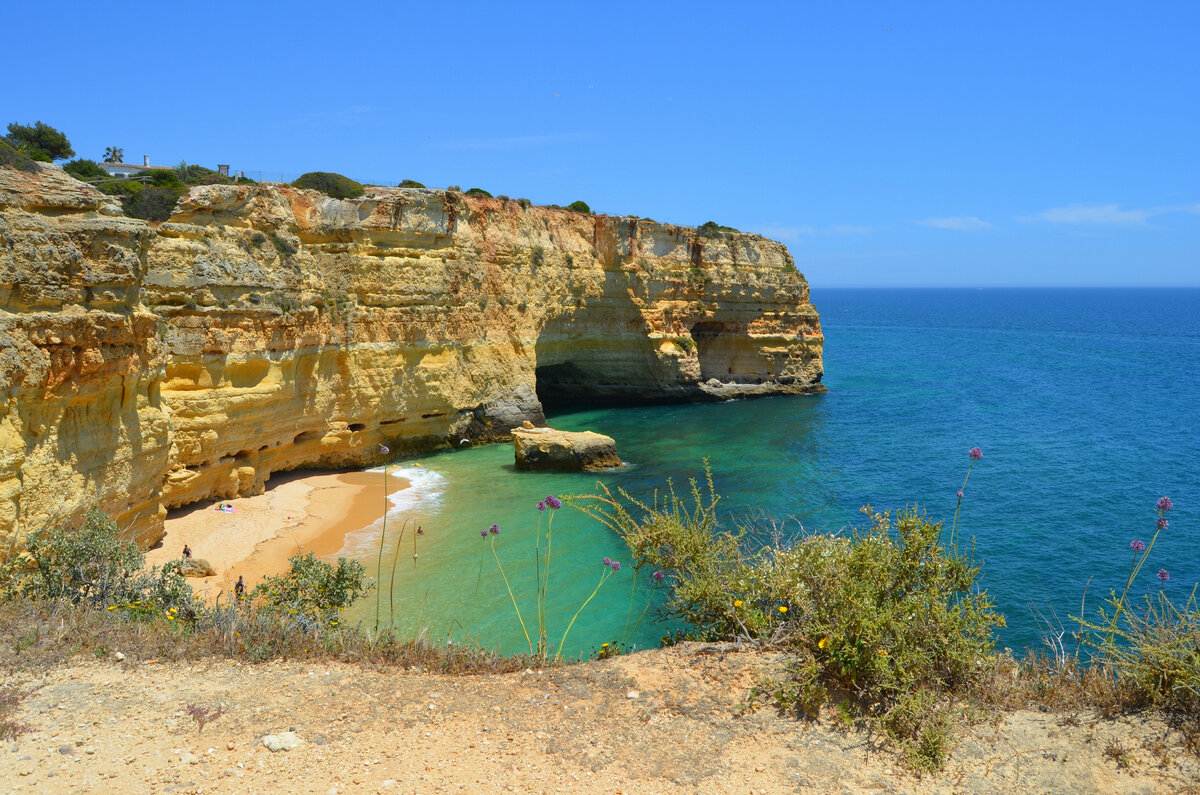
[[145, 469, 408, 600]]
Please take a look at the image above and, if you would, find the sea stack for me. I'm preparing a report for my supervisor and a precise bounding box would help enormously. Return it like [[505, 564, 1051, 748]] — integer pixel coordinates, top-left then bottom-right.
[[511, 427, 621, 471]]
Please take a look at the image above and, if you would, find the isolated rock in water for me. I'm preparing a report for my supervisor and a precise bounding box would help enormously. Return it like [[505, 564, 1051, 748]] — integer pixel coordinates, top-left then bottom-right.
[[179, 558, 217, 578], [511, 427, 621, 471], [261, 732, 303, 752]]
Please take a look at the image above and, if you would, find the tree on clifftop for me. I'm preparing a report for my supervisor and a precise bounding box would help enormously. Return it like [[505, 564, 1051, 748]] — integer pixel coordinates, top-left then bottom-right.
[[103, 146, 124, 163], [5, 121, 74, 161]]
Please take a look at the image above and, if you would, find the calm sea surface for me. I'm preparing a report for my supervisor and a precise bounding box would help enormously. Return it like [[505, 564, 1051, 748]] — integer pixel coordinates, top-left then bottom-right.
[[341, 288, 1200, 658]]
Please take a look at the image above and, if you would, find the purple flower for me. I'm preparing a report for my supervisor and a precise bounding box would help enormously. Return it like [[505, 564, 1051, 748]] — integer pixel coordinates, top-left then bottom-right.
[[1130, 539, 1146, 552], [610, 561, 621, 572], [545, 495, 562, 510], [968, 447, 983, 461], [480, 528, 488, 538], [602, 557, 612, 566], [537, 501, 546, 511], [1157, 518, 1168, 531], [652, 570, 664, 582], [1156, 496, 1173, 513], [1157, 568, 1170, 582], [379, 444, 390, 455], [956, 490, 964, 499], [489, 523, 500, 535]]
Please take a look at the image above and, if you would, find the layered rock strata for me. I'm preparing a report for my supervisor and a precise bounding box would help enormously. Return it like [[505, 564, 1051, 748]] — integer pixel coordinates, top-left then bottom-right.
[[0, 165, 823, 549]]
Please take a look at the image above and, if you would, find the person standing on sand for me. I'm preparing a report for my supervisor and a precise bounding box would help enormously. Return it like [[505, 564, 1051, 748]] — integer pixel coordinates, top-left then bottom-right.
[[182, 544, 192, 559], [235, 576, 245, 599]]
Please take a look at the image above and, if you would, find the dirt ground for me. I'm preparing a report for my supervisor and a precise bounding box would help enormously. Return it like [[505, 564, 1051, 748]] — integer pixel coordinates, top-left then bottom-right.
[[1, 644, 1197, 794]]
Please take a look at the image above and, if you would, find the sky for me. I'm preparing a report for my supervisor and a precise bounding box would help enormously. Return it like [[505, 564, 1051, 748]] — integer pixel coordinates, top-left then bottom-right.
[[6, 1, 1199, 287]]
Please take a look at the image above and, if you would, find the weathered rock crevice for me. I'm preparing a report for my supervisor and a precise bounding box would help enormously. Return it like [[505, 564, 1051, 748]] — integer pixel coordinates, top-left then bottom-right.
[[0, 165, 823, 549]]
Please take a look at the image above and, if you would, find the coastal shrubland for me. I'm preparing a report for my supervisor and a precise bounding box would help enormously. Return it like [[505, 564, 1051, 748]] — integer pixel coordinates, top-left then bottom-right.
[[570, 456, 1199, 772], [291, 171, 365, 199], [0, 510, 528, 675], [0, 454, 1195, 775], [570, 465, 1002, 772]]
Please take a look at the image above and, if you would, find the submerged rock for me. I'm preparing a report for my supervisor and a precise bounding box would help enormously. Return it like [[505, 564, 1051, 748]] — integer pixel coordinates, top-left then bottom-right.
[[511, 427, 621, 471]]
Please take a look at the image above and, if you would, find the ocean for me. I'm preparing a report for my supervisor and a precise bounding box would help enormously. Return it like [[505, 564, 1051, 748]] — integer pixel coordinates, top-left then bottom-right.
[[341, 288, 1200, 658]]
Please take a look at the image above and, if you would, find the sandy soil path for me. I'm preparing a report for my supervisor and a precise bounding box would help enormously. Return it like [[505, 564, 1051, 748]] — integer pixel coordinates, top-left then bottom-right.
[[1, 645, 1196, 794]]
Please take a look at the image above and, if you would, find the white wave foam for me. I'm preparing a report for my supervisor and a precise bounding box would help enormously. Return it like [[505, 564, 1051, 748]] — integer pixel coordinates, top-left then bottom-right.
[[335, 466, 448, 560]]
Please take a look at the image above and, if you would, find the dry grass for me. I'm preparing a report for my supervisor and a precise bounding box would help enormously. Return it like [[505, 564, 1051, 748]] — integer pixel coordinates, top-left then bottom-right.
[[0, 600, 538, 676]]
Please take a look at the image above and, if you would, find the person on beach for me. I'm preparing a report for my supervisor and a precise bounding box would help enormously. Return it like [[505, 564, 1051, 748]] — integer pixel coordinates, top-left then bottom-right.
[[182, 544, 192, 559], [235, 576, 245, 599]]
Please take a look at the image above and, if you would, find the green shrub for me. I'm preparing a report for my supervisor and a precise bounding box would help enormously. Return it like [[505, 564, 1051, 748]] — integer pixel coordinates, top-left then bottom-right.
[[269, 232, 298, 256], [398, 179, 425, 188], [465, 187, 493, 197], [175, 163, 234, 186], [124, 185, 184, 221], [63, 158, 108, 182], [2, 508, 192, 613], [446, 185, 462, 192], [570, 473, 1002, 771], [697, 220, 738, 236], [566, 200, 591, 214], [0, 139, 40, 172], [291, 171, 365, 200], [253, 551, 371, 623], [5, 121, 73, 161], [517, 198, 532, 209]]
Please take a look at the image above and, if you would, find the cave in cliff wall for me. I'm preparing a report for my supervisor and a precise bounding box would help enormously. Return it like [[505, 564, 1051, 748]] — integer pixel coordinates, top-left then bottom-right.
[[0, 165, 824, 549]]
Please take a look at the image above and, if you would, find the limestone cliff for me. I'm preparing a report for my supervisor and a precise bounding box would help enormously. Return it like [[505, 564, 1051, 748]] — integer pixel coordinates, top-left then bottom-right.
[[0, 165, 823, 549]]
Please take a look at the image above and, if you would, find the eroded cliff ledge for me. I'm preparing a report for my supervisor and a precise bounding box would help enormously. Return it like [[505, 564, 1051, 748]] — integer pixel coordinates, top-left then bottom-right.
[[0, 165, 823, 548]]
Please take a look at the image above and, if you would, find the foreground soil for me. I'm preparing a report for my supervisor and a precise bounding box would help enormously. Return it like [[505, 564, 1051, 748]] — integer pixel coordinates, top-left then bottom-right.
[[1, 645, 1196, 794]]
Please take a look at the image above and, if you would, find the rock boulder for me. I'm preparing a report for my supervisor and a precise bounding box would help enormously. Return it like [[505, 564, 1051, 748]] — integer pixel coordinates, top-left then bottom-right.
[[512, 427, 621, 471]]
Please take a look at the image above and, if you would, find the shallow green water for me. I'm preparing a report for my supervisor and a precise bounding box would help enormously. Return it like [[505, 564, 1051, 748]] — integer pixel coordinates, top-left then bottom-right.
[[336, 288, 1200, 659]]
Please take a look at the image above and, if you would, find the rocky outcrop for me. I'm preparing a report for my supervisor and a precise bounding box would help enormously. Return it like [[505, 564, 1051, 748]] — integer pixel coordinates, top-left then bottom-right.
[[0, 164, 823, 550], [512, 427, 621, 471], [179, 558, 217, 578]]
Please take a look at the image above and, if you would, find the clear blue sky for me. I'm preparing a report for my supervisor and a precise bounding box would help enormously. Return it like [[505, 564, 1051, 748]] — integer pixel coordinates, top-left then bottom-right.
[[8, 1, 1198, 286]]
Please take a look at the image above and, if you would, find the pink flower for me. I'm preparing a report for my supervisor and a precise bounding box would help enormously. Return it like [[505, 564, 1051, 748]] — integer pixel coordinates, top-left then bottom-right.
[[1156, 518, 1168, 531], [1130, 539, 1146, 552], [956, 490, 964, 499], [1157, 569, 1170, 582], [1156, 496, 1173, 513], [968, 447, 983, 461]]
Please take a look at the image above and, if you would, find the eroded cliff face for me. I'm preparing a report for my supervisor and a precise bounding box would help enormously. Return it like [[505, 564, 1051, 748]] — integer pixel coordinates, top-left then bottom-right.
[[0, 165, 823, 548]]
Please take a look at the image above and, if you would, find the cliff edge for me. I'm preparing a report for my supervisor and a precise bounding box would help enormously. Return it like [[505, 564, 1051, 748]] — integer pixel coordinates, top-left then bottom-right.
[[0, 165, 823, 548]]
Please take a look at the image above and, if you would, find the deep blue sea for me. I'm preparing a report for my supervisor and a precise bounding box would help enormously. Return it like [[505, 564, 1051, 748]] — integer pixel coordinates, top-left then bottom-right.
[[344, 288, 1200, 658]]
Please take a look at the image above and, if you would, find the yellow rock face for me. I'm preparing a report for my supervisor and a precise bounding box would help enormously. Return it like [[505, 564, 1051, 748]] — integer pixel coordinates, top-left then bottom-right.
[[0, 166, 823, 550]]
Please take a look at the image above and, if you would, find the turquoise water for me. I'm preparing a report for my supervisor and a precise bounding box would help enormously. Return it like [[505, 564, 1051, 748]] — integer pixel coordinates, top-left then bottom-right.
[[342, 288, 1200, 658]]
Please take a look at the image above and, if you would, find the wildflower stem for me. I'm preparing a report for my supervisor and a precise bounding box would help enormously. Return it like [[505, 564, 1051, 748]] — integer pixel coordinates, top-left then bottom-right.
[[374, 466, 390, 633], [1108, 520, 1166, 645], [388, 518, 409, 632], [621, 566, 637, 644], [541, 511, 554, 656], [555, 569, 611, 662], [949, 460, 975, 548], [490, 538, 533, 656]]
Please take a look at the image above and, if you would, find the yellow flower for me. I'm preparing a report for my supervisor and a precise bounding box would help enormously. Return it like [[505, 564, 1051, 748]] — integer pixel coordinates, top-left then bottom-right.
[[601, 643, 610, 648], [818, 636, 830, 649], [166, 615, 174, 621], [107, 605, 117, 611], [777, 606, 788, 614], [733, 600, 743, 608], [878, 649, 888, 657], [331, 620, 339, 626]]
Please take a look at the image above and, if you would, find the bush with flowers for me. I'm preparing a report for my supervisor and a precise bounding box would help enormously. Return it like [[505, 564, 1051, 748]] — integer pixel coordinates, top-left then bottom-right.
[[571, 454, 1004, 772]]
